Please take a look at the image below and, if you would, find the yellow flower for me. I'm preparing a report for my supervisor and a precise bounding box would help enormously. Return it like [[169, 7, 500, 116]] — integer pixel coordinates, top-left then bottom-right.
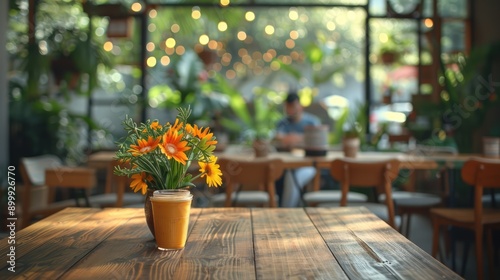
[[159, 129, 190, 165], [128, 136, 161, 157], [130, 172, 152, 195], [199, 156, 222, 187]]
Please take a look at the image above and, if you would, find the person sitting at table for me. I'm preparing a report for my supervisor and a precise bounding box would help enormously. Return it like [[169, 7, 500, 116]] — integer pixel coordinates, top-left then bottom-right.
[[274, 90, 321, 207]]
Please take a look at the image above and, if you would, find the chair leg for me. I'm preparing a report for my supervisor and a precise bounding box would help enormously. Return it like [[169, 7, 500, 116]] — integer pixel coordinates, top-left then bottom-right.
[[451, 228, 457, 271], [476, 228, 484, 280], [460, 239, 470, 277], [432, 220, 440, 259], [487, 229, 494, 280], [405, 213, 412, 238]]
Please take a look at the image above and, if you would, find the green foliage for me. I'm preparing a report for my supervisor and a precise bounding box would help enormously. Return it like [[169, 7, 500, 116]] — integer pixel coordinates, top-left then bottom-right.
[[211, 75, 282, 142], [438, 41, 500, 152], [8, 79, 99, 167], [8, 0, 111, 168], [275, 41, 345, 88], [330, 103, 367, 144], [148, 49, 229, 123]]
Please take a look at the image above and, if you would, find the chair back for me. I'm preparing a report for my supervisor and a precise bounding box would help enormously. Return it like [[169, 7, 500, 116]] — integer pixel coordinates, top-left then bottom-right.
[[218, 157, 285, 207], [330, 158, 401, 228], [20, 155, 63, 186], [461, 157, 500, 188], [19, 155, 64, 228], [461, 157, 500, 225]]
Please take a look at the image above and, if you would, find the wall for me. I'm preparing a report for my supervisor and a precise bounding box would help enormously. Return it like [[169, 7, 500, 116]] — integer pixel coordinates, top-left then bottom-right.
[[473, 0, 500, 45]]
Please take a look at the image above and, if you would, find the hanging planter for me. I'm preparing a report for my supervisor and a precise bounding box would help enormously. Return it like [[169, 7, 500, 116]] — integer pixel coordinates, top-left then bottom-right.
[[50, 56, 81, 89], [380, 51, 399, 65]]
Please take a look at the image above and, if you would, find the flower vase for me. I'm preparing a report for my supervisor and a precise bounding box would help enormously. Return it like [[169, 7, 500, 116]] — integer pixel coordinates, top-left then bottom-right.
[[144, 189, 156, 238]]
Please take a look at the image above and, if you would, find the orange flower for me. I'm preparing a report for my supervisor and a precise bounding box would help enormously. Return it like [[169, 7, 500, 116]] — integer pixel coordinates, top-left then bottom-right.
[[130, 172, 152, 195], [169, 118, 183, 131], [128, 136, 161, 156], [191, 124, 218, 146], [199, 156, 222, 187], [150, 121, 162, 130], [159, 129, 190, 164]]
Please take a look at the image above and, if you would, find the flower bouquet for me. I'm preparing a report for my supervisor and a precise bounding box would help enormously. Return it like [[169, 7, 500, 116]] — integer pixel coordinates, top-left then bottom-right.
[[113, 107, 223, 194]]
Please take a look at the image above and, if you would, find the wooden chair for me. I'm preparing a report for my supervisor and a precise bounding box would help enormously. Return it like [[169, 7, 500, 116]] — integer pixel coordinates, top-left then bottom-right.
[[18, 155, 95, 229], [379, 145, 457, 237], [431, 157, 500, 280], [303, 189, 368, 206], [302, 166, 369, 206], [210, 157, 285, 207], [85, 159, 144, 208], [318, 158, 401, 229]]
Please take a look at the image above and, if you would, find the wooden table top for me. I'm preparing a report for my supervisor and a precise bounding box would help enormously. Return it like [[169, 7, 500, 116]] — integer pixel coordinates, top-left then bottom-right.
[[1, 207, 461, 279]]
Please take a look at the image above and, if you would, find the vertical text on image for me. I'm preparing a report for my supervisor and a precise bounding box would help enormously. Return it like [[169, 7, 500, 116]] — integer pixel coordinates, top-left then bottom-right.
[[6, 165, 17, 272]]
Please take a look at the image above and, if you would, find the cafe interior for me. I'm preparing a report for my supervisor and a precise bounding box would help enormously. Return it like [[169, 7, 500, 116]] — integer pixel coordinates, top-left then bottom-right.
[[1, 0, 500, 279]]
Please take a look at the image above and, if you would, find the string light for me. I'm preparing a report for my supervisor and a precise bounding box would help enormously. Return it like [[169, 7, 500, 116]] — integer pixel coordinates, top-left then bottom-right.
[[225, 69, 236, 79], [192, 7, 201, 19], [149, 9, 157, 18], [146, 42, 155, 52], [171, 24, 180, 33], [208, 40, 218, 50], [424, 18, 434, 28], [165, 38, 176, 48], [245, 11, 255, 21], [326, 21, 336, 31], [148, 23, 156, 32], [289, 8, 299, 21], [199, 34, 209, 45], [218, 21, 228, 32], [131, 2, 142, 12], [160, 56, 170, 66], [103, 41, 113, 52], [147, 57, 157, 67], [237, 31, 247, 41], [175, 46, 186, 55], [264, 25, 275, 35]]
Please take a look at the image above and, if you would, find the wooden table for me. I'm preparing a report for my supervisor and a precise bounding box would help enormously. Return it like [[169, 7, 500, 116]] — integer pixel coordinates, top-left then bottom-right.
[[86, 148, 459, 202], [216, 146, 439, 192], [0, 207, 462, 279]]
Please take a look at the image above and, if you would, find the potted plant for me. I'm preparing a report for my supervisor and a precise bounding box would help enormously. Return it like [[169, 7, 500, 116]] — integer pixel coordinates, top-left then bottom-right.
[[335, 103, 366, 158], [483, 125, 500, 157], [342, 122, 363, 158], [212, 75, 282, 157], [377, 34, 411, 65]]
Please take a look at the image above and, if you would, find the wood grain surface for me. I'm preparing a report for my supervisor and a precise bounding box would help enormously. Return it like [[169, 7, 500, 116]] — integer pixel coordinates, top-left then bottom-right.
[[1, 207, 462, 279]]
